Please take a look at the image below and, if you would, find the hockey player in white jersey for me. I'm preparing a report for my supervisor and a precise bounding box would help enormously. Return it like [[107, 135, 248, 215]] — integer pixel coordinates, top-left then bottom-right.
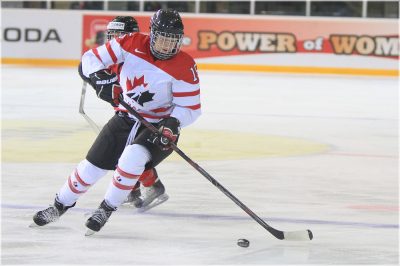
[[104, 15, 169, 209], [32, 9, 201, 234]]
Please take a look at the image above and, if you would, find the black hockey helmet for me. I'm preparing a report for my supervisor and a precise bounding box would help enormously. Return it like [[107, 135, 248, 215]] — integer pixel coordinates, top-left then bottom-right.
[[107, 16, 139, 41], [149, 9, 184, 60]]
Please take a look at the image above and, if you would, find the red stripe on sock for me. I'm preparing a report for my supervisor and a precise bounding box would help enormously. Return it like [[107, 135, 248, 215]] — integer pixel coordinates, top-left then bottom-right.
[[112, 177, 135, 190], [68, 176, 84, 194], [116, 166, 139, 179], [74, 170, 90, 187]]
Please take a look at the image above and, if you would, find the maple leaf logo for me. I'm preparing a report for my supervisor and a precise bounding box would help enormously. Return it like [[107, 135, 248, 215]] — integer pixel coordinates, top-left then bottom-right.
[[126, 75, 148, 92], [127, 90, 155, 106]]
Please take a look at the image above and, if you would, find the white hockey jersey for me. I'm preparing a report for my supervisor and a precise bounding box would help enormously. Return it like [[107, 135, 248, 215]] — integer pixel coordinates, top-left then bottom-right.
[[81, 33, 201, 127]]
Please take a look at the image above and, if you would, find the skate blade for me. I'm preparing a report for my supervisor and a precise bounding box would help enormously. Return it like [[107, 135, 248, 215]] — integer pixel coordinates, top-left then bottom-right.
[[85, 229, 96, 236], [121, 201, 136, 207], [29, 222, 40, 228], [137, 193, 169, 213]]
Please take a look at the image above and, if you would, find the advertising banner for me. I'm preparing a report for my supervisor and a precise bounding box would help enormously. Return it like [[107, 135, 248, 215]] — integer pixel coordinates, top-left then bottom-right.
[[82, 14, 398, 58], [2, 8, 398, 76], [82, 14, 398, 75], [2, 9, 82, 64]]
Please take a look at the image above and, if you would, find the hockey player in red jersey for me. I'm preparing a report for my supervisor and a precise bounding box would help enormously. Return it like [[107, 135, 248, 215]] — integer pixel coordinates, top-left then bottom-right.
[[32, 9, 201, 234]]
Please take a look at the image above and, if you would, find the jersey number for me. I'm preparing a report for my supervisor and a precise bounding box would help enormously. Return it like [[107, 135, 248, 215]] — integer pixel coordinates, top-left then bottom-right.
[[190, 64, 199, 82]]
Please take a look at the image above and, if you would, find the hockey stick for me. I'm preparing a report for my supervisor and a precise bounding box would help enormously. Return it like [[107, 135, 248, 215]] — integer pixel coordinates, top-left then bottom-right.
[[79, 81, 101, 133], [119, 97, 313, 241]]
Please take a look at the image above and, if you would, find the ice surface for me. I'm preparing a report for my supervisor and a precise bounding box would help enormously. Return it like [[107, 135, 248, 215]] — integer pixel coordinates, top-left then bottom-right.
[[1, 66, 398, 264]]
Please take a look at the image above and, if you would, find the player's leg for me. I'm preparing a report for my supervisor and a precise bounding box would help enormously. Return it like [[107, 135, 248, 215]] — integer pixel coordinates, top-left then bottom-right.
[[135, 167, 167, 208], [124, 180, 141, 205], [123, 124, 168, 208], [32, 114, 138, 226], [123, 167, 165, 208], [131, 125, 178, 209], [126, 124, 177, 208], [85, 143, 150, 232], [85, 126, 177, 232], [32, 159, 107, 226]]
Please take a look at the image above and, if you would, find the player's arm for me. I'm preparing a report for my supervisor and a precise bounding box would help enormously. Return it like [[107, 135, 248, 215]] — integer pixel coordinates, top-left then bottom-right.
[[79, 36, 132, 105], [77, 61, 122, 107], [80, 36, 128, 78], [151, 81, 200, 150], [170, 62, 202, 128]]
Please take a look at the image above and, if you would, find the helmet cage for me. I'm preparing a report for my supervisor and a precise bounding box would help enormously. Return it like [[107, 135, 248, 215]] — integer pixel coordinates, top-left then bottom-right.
[[150, 28, 183, 60]]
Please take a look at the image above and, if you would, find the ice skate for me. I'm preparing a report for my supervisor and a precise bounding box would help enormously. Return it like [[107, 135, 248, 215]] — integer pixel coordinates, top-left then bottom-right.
[[135, 179, 169, 212], [85, 200, 116, 236], [30, 197, 74, 227], [122, 184, 141, 206]]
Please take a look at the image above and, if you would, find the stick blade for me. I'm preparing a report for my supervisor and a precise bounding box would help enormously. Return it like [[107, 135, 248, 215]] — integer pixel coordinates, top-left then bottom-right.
[[283, 229, 313, 241]]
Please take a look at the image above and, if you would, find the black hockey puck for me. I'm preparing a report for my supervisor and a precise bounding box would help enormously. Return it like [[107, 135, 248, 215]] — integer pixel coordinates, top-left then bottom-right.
[[237, 238, 250, 248]]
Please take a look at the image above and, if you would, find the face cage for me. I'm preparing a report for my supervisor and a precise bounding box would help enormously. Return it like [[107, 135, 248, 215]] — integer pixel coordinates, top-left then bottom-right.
[[150, 30, 183, 60], [106, 30, 127, 41]]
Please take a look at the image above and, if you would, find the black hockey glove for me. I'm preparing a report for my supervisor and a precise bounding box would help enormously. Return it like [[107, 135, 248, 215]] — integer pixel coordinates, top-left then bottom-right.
[[149, 117, 181, 151], [89, 69, 122, 106]]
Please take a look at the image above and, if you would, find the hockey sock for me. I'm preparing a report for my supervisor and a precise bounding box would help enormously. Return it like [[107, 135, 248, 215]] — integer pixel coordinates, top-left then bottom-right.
[[57, 159, 107, 206], [104, 166, 140, 207], [138, 168, 158, 187], [105, 144, 151, 207]]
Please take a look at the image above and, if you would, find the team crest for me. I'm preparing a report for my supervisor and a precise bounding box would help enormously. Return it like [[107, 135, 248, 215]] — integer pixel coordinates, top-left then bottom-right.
[[125, 75, 154, 106]]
